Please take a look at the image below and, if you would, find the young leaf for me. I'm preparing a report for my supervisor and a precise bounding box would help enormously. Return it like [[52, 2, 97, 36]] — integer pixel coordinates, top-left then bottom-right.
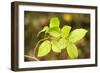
[[37, 26, 49, 37], [38, 40, 51, 57], [68, 29, 87, 43], [61, 25, 71, 38], [48, 27, 61, 37], [50, 17, 60, 28], [58, 38, 67, 49], [66, 43, 78, 59], [51, 40, 61, 53]]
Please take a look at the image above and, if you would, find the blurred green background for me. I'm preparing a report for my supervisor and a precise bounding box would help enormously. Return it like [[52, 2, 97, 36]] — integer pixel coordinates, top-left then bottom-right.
[[24, 11, 90, 61]]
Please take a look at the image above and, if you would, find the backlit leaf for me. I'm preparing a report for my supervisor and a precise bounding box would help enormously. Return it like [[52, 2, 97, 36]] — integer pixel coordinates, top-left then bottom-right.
[[61, 25, 71, 38], [58, 38, 67, 49], [50, 17, 60, 28], [48, 27, 61, 37], [66, 43, 78, 59], [68, 29, 87, 43], [38, 40, 51, 57], [37, 26, 49, 37], [51, 40, 61, 53]]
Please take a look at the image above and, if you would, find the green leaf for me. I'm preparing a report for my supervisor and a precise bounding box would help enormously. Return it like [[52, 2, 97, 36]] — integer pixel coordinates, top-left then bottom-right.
[[58, 38, 67, 49], [48, 27, 61, 37], [37, 26, 49, 37], [50, 17, 60, 28], [38, 40, 51, 57], [68, 29, 87, 43], [66, 43, 78, 59], [61, 25, 71, 38], [51, 40, 61, 53]]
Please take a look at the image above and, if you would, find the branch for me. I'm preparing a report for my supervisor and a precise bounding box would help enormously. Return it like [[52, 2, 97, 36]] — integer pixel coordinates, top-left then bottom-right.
[[24, 55, 39, 61]]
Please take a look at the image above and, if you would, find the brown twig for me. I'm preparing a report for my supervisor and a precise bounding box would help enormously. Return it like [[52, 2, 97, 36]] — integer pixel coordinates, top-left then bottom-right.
[[24, 55, 39, 61]]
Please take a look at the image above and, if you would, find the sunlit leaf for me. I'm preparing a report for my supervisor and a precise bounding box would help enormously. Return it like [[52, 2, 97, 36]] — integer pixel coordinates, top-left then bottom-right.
[[50, 17, 60, 28], [66, 43, 78, 59], [58, 38, 67, 49], [48, 27, 61, 37], [37, 26, 49, 37], [61, 25, 71, 38], [51, 40, 61, 53], [38, 40, 51, 57], [68, 29, 87, 43]]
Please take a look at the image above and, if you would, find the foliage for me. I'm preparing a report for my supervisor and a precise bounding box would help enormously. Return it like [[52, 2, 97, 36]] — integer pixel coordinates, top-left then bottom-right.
[[37, 17, 87, 59], [38, 40, 51, 57]]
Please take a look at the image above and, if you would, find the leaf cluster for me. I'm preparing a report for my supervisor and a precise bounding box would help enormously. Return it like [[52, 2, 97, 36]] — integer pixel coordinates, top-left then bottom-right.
[[37, 17, 87, 59]]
